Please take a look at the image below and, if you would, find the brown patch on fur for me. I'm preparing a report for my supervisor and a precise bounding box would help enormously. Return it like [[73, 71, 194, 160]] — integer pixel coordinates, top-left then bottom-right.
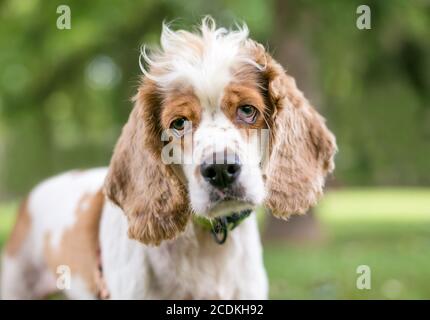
[[105, 79, 191, 246], [247, 43, 337, 218], [43, 190, 104, 295], [5, 198, 31, 256], [160, 89, 201, 157], [221, 83, 267, 130], [160, 90, 201, 130]]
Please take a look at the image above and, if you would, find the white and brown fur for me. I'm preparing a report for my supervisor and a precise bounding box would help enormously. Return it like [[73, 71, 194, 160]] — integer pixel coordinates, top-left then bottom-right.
[[1, 17, 336, 299]]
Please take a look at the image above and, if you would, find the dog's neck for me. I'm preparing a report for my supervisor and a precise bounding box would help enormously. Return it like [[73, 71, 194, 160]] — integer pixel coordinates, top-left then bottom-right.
[[98, 202, 262, 299], [143, 213, 260, 299]]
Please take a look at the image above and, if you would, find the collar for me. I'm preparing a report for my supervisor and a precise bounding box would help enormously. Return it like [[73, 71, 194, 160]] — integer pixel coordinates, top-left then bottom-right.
[[193, 209, 252, 245]]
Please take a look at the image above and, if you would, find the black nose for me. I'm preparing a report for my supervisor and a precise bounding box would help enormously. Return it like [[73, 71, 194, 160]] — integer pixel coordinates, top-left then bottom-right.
[[200, 153, 241, 189]]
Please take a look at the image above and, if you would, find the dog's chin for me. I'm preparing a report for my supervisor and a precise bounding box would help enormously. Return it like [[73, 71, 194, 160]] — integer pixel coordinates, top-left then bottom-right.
[[205, 199, 255, 218], [190, 185, 262, 218]]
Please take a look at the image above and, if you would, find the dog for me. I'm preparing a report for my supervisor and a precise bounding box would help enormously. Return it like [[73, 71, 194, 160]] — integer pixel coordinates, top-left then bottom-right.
[[0, 17, 336, 299]]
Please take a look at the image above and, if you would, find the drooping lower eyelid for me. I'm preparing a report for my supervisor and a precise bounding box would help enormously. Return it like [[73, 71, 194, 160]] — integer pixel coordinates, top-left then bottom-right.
[[249, 113, 258, 123], [236, 113, 258, 125]]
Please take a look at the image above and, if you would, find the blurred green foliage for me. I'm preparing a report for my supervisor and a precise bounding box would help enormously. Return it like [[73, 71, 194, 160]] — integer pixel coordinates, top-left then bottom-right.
[[0, 0, 429, 198]]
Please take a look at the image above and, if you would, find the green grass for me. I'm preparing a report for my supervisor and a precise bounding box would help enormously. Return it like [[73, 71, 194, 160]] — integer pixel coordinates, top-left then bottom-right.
[[1, 188, 430, 299], [318, 188, 430, 222], [265, 188, 430, 299], [0, 201, 17, 247]]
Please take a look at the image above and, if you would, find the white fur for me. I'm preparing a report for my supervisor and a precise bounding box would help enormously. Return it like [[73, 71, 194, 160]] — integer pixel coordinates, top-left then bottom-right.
[[140, 16, 262, 107]]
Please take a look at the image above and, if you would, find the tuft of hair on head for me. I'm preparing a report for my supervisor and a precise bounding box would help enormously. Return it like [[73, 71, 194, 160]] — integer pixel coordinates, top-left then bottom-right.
[[138, 16, 264, 92]]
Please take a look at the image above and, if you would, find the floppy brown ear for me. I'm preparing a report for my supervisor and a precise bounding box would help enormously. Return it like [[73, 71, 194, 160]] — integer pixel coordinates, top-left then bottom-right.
[[263, 54, 337, 219], [104, 82, 190, 245]]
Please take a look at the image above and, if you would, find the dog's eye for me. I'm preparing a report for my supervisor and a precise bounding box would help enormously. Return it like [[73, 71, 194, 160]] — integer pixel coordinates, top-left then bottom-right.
[[170, 117, 188, 131], [237, 105, 257, 124]]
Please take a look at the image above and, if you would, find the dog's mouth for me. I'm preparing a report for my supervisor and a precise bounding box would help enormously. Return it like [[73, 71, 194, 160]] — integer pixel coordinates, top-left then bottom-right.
[[208, 200, 254, 218], [206, 188, 255, 218], [208, 184, 245, 201]]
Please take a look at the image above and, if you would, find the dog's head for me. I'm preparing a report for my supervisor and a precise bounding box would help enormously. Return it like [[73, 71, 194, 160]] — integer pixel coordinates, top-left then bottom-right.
[[104, 17, 337, 245]]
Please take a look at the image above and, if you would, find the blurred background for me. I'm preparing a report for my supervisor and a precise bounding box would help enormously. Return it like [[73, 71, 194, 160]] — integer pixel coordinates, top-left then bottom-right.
[[0, 0, 429, 299]]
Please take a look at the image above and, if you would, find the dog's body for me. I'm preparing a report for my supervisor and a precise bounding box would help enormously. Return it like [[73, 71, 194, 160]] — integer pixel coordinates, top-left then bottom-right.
[[1, 168, 267, 299], [1, 17, 336, 299]]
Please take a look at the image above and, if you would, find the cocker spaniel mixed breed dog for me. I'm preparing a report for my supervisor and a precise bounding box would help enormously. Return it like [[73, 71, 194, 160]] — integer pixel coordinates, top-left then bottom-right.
[[1, 17, 336, 299]]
